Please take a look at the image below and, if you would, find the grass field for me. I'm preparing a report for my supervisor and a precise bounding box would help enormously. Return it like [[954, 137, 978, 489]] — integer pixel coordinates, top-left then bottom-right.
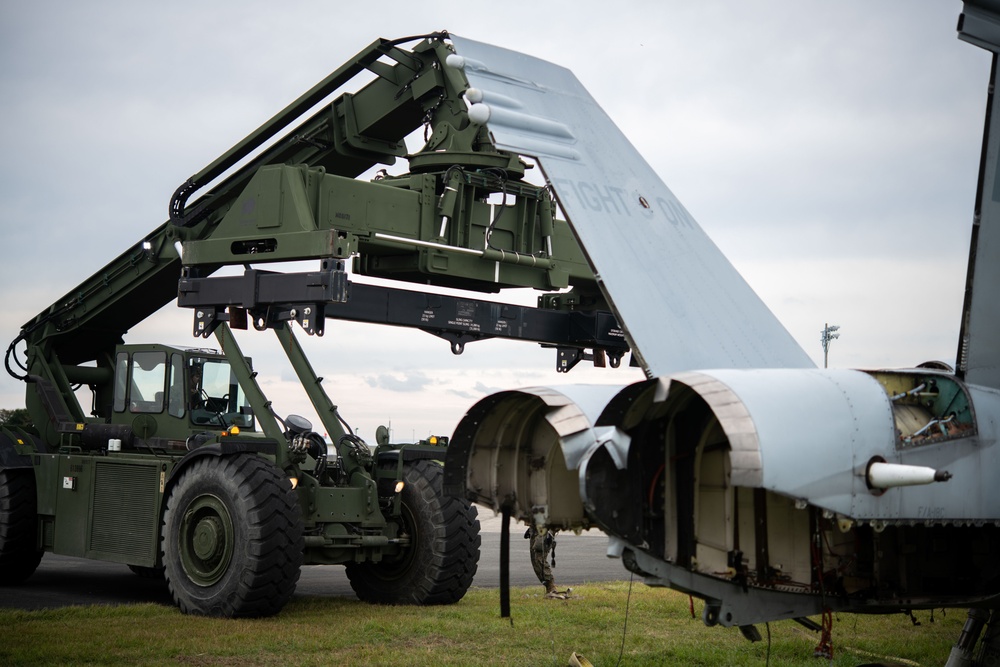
[[0, 581, 962, 666]]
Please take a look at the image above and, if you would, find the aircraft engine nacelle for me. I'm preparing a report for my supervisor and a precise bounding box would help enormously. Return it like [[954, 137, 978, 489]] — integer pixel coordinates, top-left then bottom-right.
[[443, 384, 624, 530], [580, 367, 1000, 626]]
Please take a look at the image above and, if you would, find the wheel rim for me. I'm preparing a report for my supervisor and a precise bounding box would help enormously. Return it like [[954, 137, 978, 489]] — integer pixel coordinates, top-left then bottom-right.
[[178, 493, 234, 587], [377, 500, 419, 579]]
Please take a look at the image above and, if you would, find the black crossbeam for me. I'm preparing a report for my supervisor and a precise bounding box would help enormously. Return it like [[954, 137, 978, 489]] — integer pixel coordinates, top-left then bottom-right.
[[178, 266, 629, 371]]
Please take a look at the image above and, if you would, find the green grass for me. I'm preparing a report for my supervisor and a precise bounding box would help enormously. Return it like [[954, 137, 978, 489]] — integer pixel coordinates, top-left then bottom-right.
[[0, 582, 961, 666]]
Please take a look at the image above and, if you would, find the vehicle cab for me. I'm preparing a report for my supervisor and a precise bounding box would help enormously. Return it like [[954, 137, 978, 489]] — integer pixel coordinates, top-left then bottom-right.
[[109, 344, 255, 449]]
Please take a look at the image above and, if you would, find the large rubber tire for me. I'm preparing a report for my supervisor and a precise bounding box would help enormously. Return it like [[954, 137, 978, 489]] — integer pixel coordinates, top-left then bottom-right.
[[161, 455, 304, 617], [0, 469, 43, 585], [345, 459, 480, 605]]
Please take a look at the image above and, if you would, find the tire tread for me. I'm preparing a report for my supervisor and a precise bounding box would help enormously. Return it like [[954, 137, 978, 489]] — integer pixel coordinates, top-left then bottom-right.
[[162, 455, 303, 617], [346, 459, 480, 605], [0, 469, 42, 585]]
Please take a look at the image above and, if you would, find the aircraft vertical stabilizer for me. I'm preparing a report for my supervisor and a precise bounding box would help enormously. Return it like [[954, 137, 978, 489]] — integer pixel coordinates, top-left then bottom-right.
[[449, 36, 814, 376], [958, 6, 1000, 390]]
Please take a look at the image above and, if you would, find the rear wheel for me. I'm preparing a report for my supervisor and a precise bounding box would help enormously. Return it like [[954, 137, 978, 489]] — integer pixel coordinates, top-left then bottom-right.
[[346, 459, 480, 604], [0, 468, 43, 585], [162, 455, 303, 617]]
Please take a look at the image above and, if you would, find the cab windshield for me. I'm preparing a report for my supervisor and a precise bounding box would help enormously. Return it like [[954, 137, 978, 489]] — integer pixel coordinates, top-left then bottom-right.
[[188, 357, 254, 429]]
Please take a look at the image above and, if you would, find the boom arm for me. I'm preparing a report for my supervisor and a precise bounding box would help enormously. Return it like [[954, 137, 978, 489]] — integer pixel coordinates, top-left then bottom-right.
[[7, 33, 626, 439], [10, 35, 447, 374]]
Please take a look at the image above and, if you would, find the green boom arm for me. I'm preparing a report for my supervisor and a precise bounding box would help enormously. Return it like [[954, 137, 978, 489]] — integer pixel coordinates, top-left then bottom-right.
[[6, 34, 614, 437]]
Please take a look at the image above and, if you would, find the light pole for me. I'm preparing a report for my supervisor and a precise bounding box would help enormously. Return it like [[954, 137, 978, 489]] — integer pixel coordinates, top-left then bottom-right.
[[821, 323, 840, 368]]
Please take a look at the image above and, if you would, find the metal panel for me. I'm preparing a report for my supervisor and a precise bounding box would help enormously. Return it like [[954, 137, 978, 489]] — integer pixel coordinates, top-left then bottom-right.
[[90, 461, 161, 563], [450, 36, 814, 376], [701, 368, 894, 514], [52, 455, 91, 557]]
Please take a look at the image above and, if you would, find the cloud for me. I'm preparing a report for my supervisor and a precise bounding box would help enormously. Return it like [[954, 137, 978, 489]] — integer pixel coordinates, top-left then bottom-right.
[[447, 381, 506, 400], [447, 389, 477, 400], [364, 371, 434, 393], [473, 381, 503, 395]]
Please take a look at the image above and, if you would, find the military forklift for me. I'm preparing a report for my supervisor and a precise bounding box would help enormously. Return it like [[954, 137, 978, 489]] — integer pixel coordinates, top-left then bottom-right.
[[0, 33, 627, 616]]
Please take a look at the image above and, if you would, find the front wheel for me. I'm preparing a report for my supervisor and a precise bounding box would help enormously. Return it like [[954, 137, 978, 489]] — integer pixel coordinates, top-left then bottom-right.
[[346, 459, 481, 604], [0, 469, 43, 585], [162, 455, 304, 617]]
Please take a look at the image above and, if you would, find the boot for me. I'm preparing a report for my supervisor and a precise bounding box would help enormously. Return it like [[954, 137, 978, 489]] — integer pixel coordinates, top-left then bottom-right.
[[545, 584, 571, 599]]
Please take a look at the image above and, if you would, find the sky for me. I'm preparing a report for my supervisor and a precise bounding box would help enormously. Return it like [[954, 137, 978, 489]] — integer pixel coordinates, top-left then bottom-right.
[[0, 1, 989, 442]]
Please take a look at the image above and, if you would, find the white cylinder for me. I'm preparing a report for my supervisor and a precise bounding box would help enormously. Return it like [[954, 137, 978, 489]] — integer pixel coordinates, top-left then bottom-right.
[[867, 462, 944, 489], [468, 102, 491, 125]]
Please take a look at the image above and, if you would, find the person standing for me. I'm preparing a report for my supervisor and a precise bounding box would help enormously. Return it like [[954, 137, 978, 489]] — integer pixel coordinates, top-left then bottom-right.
[[526, 525, 568, 599]]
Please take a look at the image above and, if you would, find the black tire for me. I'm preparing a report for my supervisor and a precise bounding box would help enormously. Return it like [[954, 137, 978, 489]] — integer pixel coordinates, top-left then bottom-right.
[[345, 459, 480, 605], [161, 455, 304, 617], [0, 468, 43, 585]]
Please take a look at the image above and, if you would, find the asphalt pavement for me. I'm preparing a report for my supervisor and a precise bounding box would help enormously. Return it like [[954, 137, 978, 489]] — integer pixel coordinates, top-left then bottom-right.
[[0, 513, 628, 611]]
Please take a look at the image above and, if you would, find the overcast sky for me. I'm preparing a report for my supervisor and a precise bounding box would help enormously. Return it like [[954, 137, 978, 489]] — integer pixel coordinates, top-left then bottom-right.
[[0, 1, 988, 441]]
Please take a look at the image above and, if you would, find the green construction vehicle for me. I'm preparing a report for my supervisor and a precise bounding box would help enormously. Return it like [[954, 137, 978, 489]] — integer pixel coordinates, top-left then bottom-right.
[[0, 33, 627, 617]]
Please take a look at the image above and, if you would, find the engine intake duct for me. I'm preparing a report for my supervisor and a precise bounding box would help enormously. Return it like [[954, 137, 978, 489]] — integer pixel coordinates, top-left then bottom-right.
[[445, 385, 623, 530]]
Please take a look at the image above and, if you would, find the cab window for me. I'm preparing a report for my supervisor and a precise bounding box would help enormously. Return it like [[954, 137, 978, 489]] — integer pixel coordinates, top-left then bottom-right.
[[129, 351, 167, 414]]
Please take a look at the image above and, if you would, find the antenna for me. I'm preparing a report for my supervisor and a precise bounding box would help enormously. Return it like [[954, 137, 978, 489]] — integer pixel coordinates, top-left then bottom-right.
[[820, 323, 841, 368]]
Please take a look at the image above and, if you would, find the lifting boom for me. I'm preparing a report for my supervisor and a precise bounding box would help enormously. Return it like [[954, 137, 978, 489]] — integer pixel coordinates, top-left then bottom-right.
[[0, 33, 629, 618]]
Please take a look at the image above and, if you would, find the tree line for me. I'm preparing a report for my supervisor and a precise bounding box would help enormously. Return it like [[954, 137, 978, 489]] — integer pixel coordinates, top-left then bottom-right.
[[0, 408, 35, 432]]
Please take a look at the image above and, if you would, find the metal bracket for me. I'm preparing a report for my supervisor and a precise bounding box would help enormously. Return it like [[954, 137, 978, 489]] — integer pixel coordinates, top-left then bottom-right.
[[555, 347, 625, 373], [181, 259, 347, 337]]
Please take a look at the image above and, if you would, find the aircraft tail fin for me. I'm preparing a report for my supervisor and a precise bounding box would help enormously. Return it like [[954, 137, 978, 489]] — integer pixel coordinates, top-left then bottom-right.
[[957, 6, 1000, 389], [449, 36, 814, 376]]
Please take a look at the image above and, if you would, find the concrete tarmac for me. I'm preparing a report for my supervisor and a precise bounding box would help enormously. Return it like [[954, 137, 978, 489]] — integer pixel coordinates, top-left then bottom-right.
[[0, 513, 628, 611]]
